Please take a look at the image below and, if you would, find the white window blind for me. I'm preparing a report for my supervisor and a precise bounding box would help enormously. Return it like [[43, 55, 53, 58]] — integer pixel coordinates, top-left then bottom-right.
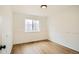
[[25, 19, 40, 32]]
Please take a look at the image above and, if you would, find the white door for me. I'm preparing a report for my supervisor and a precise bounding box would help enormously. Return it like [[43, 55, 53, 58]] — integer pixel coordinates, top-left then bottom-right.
[[0, 16, 2, 53], [0, 16, 13, 54], [0, 6, 13, 54], [1, 16, 12, 54]]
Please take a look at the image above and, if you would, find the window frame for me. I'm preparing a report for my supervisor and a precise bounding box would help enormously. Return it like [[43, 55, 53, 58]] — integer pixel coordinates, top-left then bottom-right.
[[25, 19, 40, 32]]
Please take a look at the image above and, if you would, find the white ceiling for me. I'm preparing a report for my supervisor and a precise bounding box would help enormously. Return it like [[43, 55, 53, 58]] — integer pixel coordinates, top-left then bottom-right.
[[11, 5, 79, 16], [11, 5, 48, 16]]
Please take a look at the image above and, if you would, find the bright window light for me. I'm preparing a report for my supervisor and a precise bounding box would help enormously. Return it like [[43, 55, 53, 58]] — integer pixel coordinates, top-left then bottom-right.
[[25, 19, 40, 32]]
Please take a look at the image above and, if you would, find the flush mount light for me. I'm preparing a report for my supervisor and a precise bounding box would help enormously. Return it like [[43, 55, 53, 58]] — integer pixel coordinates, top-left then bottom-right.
[[40, 5, 47, 8]]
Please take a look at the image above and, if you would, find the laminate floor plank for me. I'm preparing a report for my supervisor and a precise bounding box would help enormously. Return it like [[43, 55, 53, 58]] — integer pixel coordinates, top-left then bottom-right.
[[11, 40, 79, 54]]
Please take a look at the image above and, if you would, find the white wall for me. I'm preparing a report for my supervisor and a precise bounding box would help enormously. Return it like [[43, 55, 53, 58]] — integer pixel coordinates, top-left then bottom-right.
[[13, 13, 48, 44], [0, 6, 13, 54], [48, 6, 79, 51]]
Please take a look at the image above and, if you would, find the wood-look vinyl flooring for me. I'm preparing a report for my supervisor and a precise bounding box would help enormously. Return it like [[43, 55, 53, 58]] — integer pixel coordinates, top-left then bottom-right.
[[11, 40, 79, 54]]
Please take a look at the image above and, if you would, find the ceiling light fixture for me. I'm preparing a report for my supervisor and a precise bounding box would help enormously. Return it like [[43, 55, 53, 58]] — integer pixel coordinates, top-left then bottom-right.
[[41, 5, 47, 8]]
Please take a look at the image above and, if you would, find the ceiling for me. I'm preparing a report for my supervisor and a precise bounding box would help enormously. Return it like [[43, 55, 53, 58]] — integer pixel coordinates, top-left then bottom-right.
[[11, 5, 48, 16], [11, 5, 79, 16]]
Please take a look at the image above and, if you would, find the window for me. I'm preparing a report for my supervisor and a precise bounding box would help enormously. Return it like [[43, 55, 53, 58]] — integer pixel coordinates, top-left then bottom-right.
[[25, 19, 40, 32]]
